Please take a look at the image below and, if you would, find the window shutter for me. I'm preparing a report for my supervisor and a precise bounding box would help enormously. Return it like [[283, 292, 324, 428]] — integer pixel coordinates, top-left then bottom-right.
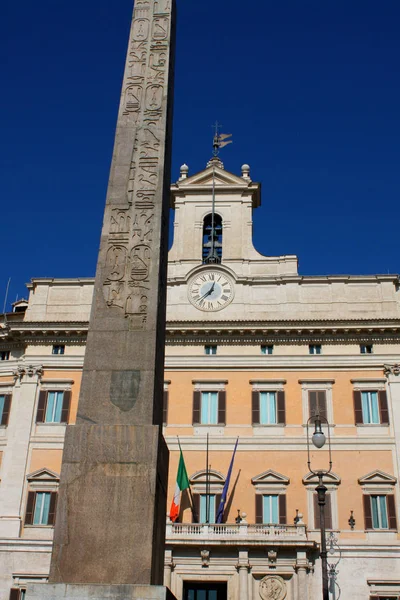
[[317, 391, 327, 420], [278, 495, 287, 525], [309, 391, 317, 418], [192, 391, 201, 425], [387, 495, 397, 530], [47, 492, 58, 526], [255, 495, 263, 524], [60, 391, 71, 424], [36, 391, 47, 423], [163, 390, 169, 425], [324, 493, 332, 529], [313, 494, 320, 529], [379, 390, 389, 425], [192, 494, 200, 523], [218, 391, 226, 425], [314, 493, 332, 529], [363, 495, 373, 529], [1, 394, 12, 426], [9, 590, 20, 600], [24, 491, 35, 525], [277, 391, 286, 425], [215, 494, 222, 522], [353, 391, 363, 425], [252, 391, 260, 424], [309, 391, 327, 420]]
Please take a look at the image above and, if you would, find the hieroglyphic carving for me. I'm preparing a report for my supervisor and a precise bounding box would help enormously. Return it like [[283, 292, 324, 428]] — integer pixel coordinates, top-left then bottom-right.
[[103, 0, 171, 329]]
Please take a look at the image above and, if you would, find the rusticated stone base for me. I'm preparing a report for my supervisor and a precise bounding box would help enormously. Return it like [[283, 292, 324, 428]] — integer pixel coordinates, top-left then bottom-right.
[[26, 584, 176, 600]]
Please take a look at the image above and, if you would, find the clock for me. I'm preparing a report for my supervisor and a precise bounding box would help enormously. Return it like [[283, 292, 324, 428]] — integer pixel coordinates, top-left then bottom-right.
[[188, 270, 234, 312]]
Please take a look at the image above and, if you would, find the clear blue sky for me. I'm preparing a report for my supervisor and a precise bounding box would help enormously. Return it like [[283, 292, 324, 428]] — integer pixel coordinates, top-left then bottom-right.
[[2, 0, 400, 309]]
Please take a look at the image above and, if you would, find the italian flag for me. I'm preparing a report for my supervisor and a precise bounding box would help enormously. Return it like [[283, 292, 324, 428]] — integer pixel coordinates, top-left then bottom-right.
[[170, 450, 190, 522]]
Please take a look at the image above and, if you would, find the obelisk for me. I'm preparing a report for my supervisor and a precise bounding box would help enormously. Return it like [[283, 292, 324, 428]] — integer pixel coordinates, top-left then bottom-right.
[[27, 0, 176, 598]]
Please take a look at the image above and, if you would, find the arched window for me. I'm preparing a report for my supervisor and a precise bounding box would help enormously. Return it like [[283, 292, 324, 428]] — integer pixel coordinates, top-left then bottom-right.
[[202, 213, 222, 264]]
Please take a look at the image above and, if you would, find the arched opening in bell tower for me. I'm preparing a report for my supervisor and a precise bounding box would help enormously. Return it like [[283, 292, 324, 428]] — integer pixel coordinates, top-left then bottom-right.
[[202, 213, 223, 264]]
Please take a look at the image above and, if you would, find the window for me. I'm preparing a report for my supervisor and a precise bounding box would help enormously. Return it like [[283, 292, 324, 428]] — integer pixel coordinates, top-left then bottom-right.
[[36, 390, 71, 424], [252, 390, 285, 425], [308, 390, 327, 420], [362, 391, 380, 424], [313, 493, 332, 529], [24, 491, 57, 526], [263, 495, 279, 523], [190, 470, 224, 523], [200, 494, 216, 523], [363, 494, 397, 530], [205, 345, 217, 355], [309, 344, 321, 355], [361, 344, 373, 354], [0, 351, 10, 361], [261, 345, 273, 355], [202, 213, 222, 264], [192, 390, 226, 425], [255, 494, 287, 524], [201, 392, 218, 424], [353, 390, 389, 425], [9, 589, 26, 600], [303, 471, 340, 530], [260, 392, 277, 424], [52, 345, 65, 355], [0, 394, 12, 426]]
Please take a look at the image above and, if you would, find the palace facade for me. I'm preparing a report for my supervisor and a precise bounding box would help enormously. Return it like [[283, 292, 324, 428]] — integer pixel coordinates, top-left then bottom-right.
[[1, 159, 400, 600]]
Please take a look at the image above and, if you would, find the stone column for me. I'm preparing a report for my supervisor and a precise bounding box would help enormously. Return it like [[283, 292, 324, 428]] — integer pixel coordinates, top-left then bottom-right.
[[164, 549, 174, 590], [29, 0, 176, 593], [0, 365, 42, 537], [237, 550, 250, 600], [295, 552, 309, 600]]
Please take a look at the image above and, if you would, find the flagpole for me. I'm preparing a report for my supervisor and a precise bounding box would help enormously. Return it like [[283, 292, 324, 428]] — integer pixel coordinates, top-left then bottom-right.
[[177, 437, 198, 523]]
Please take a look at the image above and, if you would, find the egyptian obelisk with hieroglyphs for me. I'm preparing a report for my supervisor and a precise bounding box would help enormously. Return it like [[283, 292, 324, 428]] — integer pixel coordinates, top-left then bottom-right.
[[27, 0, 176, 597]]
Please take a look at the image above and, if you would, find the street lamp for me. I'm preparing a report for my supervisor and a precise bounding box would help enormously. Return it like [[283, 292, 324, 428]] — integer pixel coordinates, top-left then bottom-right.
[[306, 414, 332, 600], [327, 531, 342, 600]]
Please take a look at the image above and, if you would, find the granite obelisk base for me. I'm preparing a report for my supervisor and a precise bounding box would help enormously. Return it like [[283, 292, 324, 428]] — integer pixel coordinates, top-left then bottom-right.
[[26, 584, 176, 600], [48, 425, 168, 585]]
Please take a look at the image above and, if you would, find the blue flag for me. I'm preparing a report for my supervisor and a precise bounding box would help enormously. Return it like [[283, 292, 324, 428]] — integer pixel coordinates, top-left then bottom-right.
[[216, 438, 239, 523]]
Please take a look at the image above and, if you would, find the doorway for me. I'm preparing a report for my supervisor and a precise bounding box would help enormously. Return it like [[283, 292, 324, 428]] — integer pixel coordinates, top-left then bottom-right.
[[183, 582, 227, 600]]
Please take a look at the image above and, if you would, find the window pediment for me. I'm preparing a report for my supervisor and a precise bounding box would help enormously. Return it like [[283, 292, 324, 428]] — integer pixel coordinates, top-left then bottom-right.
[[302, 471, 341, 486], [358, 470, 397, 486], [190, 469, 225, 485], [252, 469, 289, 485], [27, 468, 60, 482]]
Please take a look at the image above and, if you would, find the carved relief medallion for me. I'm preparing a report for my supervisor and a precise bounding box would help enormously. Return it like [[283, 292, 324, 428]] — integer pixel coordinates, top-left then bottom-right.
[[259, 576, 286, 600]]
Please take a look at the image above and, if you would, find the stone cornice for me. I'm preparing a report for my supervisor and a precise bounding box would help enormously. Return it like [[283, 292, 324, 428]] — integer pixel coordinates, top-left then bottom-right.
[[164, 354, 399, 370], [166, 317, 400, 344]]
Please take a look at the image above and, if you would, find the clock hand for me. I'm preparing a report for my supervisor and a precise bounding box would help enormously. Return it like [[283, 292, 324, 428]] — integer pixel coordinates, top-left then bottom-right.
[[197, 283, 215, 302]]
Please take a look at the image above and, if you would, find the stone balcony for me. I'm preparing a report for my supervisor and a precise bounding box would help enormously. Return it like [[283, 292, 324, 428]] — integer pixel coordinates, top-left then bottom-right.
[[166, 521, 316, 549]]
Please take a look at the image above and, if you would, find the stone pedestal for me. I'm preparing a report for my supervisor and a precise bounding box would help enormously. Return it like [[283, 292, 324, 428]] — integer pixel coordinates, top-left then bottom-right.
[[26, 584, 176, 600], [50, 425, 168, 585]]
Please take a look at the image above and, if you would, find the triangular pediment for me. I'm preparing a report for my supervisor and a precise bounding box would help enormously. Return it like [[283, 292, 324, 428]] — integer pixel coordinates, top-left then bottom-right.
[[27, 468, 60, 482], [178, 166, 249, 188], [303, 471, 341, 485], [358, 470, 397, 485], [252, 469, 290, 485]]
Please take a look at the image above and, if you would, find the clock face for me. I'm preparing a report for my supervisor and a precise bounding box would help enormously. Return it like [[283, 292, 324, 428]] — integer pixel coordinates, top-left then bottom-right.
[[188, 270, 234, 311]]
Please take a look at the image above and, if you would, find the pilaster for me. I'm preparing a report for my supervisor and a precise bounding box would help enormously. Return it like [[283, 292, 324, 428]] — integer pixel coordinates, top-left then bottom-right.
[[384, 364, 400, 514], [0, 364, 42, 537]]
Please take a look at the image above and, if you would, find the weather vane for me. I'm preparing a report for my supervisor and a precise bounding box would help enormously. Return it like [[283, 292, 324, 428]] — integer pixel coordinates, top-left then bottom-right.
[[212, 121, 232, 156]]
